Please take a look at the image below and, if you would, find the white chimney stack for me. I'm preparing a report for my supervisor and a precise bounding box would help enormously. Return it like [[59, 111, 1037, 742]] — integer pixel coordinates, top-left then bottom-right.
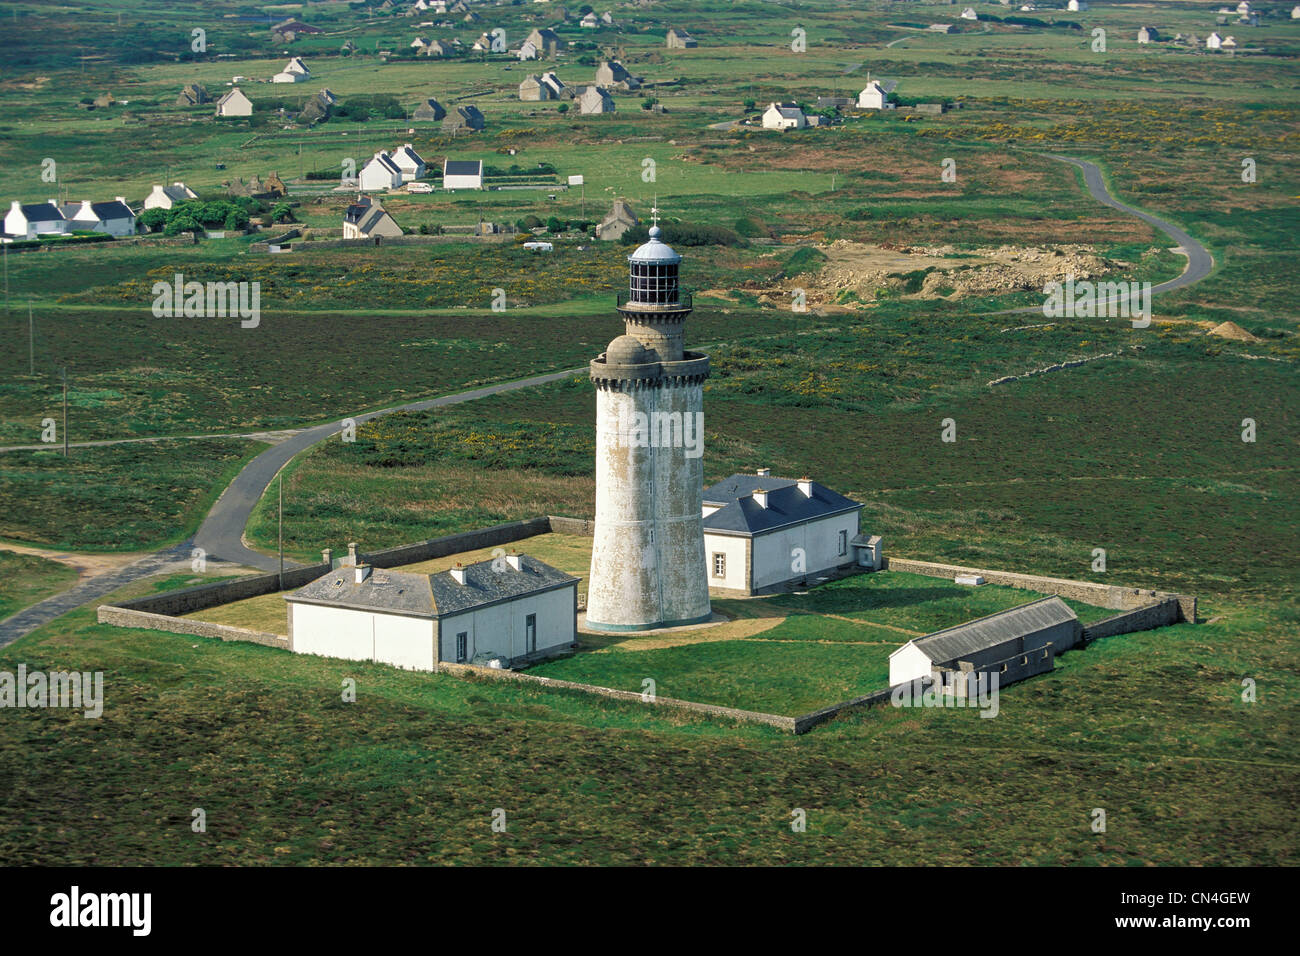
[[756, 468, 771, 477], [506, 553, 522, 571], [354, 564, 372, 584], [797, 477, 812, 497], [450, 564, 466, 584], [752, 488, 768, 509]]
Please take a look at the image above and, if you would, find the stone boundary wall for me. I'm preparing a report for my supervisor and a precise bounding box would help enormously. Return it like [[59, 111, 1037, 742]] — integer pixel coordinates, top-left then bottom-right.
[[97, 606, 288, 649], [793, 688, 892, 734], [546, 515, 594, 536], [885, 557, 1196, 623], [1081, 598, 1181, 642], [437, 661, 797, 732], [250, 234, 511, 252]]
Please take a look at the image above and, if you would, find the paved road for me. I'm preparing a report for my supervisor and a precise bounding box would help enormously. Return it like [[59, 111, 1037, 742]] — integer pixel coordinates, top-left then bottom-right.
[[994, 155, 1215, 316]]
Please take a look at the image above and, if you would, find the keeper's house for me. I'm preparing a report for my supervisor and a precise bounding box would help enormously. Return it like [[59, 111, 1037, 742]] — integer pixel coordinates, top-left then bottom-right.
[[286, 554, 577, 671], [888, 596, 1081, 688], [702, 469, 880, 596]]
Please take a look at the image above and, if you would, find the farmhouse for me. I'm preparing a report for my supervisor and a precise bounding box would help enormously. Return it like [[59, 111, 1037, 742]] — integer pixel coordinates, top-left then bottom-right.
[[286, 554, 577, 670], [60, 198, 136, 237], [580, 12, 598, 28], [272, 19, 321, 43], [359, 151, 404, 191], [422, 39, 456, 57], [443, 104, 486, 132], [443, 159, 484, 190], [176, 83, 209, 106], [520, 73, 556, 100], [517, 40, 540, 61], [391, 143, 427, 181], [1138, 27, 1159, 44], [666, 27, 697, 48], [578, 86, 616, 114], [762, 101, 806, 130], [596, 59, 641, 91], [889, 596, 1081, 688], [1206, 32, 1223, 49], [215, 88, 253, 117], [297, 90, 334, 125], [1066, 0, 1087, 10], [539, 71, 569, 98], [525, 27, 564, 57], [4, 201, 68, 239], [413, 97, 447, 121], [596, 199, 638, 240], [857, 79, 896, 110], [960, 7, 978, 20], [272, 57, 310, 83], [143, 182, 198, 210], [343, 196, 403, 239], [702, 470, 873, 596]]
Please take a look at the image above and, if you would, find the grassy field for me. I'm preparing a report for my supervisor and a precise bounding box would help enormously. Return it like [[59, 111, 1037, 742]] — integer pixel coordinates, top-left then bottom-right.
[[0, 550, 79, 621], [0, 570, 1293, 865]]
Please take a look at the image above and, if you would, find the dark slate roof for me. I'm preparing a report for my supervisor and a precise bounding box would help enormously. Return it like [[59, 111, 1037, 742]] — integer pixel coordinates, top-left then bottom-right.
[[444, 160, 482, 176], [90, 200, 134, 219], [702, 474, 860, 536], [21, 204, 65, 222], [288, 555, 575, 618], [907, 597, 1078, 666]]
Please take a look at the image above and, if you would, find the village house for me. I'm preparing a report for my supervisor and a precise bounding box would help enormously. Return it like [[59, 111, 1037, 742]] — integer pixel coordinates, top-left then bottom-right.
[[1293, 5, 1300, 19], [701, 470, 876, 596], [176, 83, 209, 106], [143, 182, 198, 210], [413, 97, 447, 121], [272, 57, 311, 83], [580, 12, 599, 28], [471, 32, 494, 52], [60, 198, 136, 237], [359, 151, 404, 191], [1138, 27, 1159, 44], [443, 104, 486, 132], [526, 27, 565, 57], [297, 89, 335, 125], [762, 101, 806, 130], [579, 86, 616, 114], [442, 159, 484, 190], [390, 144, 427, 182], [596, 199, 638, 240], [889, 597, 1081, 689], [4, 201, 68, 239], [1066, 0, 1087, 11], [666, 27, 697, 48], [1206, 32, 1224, 49], [539, 71, 570, 98], [216, 88, 254, 117], [595, 59, 642, 91], [960, 7, 978, 20], [285, 553, 577, 670], [1221, 35, 1238, 50], [343, 196, 403, 240], [520, 73, 555, 100], [271, 19, 322, 43], [423, 39, 456, 57], [517, 39, 540, 61], [857, 79, 897, 110]]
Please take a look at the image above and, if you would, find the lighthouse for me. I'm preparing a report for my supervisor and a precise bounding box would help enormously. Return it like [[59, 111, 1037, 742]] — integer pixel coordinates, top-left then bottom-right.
[[586, 220, 712, 631]]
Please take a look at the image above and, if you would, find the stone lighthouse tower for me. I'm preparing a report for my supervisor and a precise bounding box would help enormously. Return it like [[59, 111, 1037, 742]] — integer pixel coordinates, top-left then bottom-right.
[[586, 223, 712, 631]]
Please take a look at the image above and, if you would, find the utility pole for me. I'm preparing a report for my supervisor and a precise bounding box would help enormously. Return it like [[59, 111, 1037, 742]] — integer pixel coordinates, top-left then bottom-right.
[[61, 367, 68, 457], [278, 475, 284, 589], [28, 302, 34, 375]]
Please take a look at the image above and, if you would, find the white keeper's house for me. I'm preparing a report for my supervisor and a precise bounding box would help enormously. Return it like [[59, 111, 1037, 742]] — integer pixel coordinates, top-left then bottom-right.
[[701, 469, 882, 595], [286, 553, 578, 670]]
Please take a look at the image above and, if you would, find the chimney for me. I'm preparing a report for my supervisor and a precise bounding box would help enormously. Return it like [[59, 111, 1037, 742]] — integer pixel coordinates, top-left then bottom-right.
[[797, 477, 813, 497], [752, 488, 768, 509], [49, 199, 59, 206], [756, 468, 771, 477], [506, 553, 522, 571], [354, 563, 372, 584], [346, 542, 358, 566], [450, 563, 466, 585], [321, 547, 333, 566]]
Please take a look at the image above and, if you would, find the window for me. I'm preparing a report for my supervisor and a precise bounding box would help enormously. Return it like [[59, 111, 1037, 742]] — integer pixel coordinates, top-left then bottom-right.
[[456, 632, 467, 663], [525, 614, 536, 654], [838, 529, 848, 557], [712, 553, 726, 578]]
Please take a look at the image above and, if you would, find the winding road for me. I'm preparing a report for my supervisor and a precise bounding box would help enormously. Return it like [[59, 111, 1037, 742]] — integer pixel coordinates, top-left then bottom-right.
[[0, 155, 1215, 646]]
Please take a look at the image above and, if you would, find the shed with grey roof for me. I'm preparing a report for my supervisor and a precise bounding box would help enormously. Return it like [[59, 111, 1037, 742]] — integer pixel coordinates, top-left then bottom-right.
[[889, 596, 1081, 687], [286, 553, 578, 670]]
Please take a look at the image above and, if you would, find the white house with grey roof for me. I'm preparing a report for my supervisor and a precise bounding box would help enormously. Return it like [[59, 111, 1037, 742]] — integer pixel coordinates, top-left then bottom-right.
[[4, 201, 68, 239], [286, 553, 577, 670], [889, 596, 1081, 688], [701, 469, 873, 595], [342, 196, 402, 239], [762, 102, 806, 130], [391, 143, 427, 182], [60, 198, 136, 236], [443, 159, 484, 190], [144, 182, 199, 210], [358, 151, 404, 191]]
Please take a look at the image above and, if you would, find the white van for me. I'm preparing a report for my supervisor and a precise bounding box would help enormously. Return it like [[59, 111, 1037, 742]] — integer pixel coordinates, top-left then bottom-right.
[[407, 182, 434, 194]]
